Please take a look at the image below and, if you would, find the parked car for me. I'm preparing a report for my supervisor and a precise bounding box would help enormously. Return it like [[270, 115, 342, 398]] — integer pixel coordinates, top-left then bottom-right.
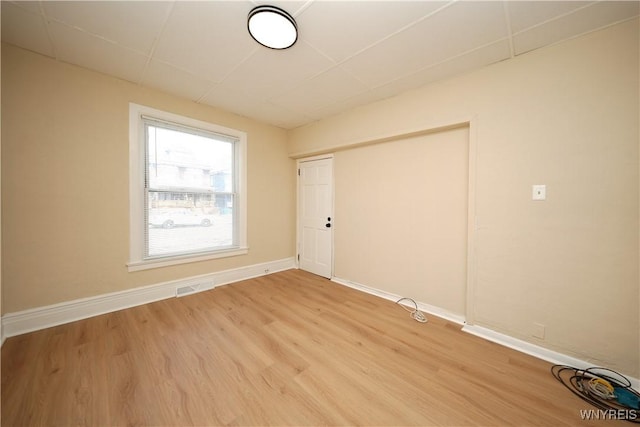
[[149, 208, 215, 228]]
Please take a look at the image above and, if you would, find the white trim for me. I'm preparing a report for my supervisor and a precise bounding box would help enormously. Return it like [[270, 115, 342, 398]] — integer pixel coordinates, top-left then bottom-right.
[[465, 116, 478, 325], [127, 247, 249, 272], [288, 117, 472, 159], [128, 103, 248, 270], [331, 276, 466, 325], [332, 276, 640, 389], [297, 153, 334, 163], [462, 324, 640, 390], [1, 257, 295, 339]]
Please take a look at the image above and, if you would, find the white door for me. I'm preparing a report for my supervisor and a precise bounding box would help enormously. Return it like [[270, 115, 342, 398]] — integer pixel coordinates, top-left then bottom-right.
[[298, 157, 333, 278]]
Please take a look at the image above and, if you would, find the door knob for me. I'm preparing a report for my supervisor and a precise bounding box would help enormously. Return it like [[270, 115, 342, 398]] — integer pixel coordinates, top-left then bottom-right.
[[325, 223, 331, 228]]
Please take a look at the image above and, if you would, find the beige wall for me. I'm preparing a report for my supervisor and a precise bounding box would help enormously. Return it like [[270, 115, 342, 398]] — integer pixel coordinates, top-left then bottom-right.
[[1, 43, 295, 313], [334, 127, 469, 315], [290, 20, 639, 376]]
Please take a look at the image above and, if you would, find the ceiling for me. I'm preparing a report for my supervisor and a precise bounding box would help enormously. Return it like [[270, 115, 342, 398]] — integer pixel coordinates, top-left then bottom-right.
[[2, 1, 638, 130]]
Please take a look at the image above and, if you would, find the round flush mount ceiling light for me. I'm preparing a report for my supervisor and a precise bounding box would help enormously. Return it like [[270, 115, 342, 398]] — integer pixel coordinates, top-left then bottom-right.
[[247, 5, 297, 50]]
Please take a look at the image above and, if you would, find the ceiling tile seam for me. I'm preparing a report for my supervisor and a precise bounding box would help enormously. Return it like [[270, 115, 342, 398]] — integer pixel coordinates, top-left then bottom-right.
[[136, 1, 176, 86], [514, 15, 640, 57], [6, 1, 59, 59], [301, 92, 373, 121], [263, 30, 510, 112], [288, 0, 469, 89], [40, 13, 152, 60], [257, 39, 378, 107], [302, 39, 341, 68], [202, 3, 330, 103], [502, 1, 516, 59], [291, 0, 315, 18], [138, 55, 219, 88], [327, 0, 457, 68], [360, 37, 512, 96], [510, 1, 599, 38], [279, 40, 345, 90], [268, 75, 372, 117], [5, 1, 38, 15], [337, 64, 376, 90], [37, 1, 58, 60], [216, 40, 343, 108], [299, 91, 389, 124], [265, 100, 316, 124], [194, 46, 260, 104], [261, 66, 332, 108]]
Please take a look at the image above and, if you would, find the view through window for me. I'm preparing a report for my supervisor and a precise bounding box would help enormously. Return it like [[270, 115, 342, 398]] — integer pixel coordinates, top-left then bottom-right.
[[144, 119, 237, 258]]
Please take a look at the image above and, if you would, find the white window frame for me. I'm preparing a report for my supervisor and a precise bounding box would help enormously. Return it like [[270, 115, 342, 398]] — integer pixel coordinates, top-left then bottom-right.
[[128, 103, 247, 272]]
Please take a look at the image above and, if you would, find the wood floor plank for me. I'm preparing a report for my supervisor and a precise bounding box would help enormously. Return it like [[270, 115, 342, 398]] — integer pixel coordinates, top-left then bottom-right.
[[1, 269, 620, 426]]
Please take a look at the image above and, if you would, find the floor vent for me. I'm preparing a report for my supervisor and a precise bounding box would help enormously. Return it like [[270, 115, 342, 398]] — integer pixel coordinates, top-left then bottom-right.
[[176, 284, 201, 297]]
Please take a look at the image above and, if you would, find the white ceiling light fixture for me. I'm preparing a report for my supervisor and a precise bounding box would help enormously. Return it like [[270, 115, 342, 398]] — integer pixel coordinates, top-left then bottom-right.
[[247, 5, 298, 50]]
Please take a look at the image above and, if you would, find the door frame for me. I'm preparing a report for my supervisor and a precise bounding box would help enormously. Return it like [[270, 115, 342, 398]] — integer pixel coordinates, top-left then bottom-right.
[[296, 154, 335, 277]]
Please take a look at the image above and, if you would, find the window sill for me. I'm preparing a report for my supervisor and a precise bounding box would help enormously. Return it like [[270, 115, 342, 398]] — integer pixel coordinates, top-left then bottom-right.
[[127, 247, 249, 272]]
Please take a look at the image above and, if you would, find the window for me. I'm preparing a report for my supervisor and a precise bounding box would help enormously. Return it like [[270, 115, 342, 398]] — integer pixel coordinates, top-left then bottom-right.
[[129, 104, 247, 271]]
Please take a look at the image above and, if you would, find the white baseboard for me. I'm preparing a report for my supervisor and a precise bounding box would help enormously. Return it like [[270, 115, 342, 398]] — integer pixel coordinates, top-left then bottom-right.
[[331, 276, 639, 391], [462, 324, 640, 390], [331, 276, 466, 325], [1, 257, 296, 339]]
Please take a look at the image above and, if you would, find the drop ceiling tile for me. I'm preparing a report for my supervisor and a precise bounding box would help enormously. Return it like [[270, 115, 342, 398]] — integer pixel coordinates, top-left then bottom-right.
[[395, 38, 512, 91], [306, 93, 378, 123], [200, 85, 310, 129], [340, 1, 508, 87], [381, 40, 511, 93], [199, 83, 259, 115], [153, 1, 258, 82], [507, 1, 591, 34], [239, 101, 313, 129], [141, 60, 216, 101], [42, 1, 172, 54], [311, 38, 511, 121], [269, 66, 369, 113], [215, 41, 335, 101], [372, 39, 511, 101], [513, 1, 639, 55], [252, 1, 308, 17], [3, 0, 636, 131], [48, 20, 147, 84], [1, 2, 54, 57], [298, 1, 448, 63], [276, 116, 316, 130], [6, 1, 41, 14]]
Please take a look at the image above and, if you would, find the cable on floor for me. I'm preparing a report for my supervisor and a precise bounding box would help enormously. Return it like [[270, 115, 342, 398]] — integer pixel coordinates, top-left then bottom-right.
[[551, 364, 640, 423], [395, 297, 427, 323]]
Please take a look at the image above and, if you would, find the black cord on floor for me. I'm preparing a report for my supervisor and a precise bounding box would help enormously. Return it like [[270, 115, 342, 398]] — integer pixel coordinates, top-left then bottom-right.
[[551, 364, 640, 423]]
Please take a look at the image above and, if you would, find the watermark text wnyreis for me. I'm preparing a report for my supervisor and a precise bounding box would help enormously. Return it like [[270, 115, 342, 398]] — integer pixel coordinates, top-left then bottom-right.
[[580, 409, 638, 421]]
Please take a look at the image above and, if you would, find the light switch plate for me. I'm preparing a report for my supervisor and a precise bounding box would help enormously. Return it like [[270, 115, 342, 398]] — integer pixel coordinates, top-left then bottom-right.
[[532, 184, 546, 200]]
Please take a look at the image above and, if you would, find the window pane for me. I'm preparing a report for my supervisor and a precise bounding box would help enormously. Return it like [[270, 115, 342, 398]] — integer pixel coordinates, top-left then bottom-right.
[[145, 121, 236, 259], [147, 125, 233, 191], [146, 191, 234, 257]]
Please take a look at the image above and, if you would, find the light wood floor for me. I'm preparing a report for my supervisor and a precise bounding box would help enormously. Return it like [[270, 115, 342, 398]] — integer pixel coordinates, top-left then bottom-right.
[[2, 269, 613, 426]]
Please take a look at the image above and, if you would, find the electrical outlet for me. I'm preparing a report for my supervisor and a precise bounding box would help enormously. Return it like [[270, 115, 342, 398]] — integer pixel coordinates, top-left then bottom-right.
[[532, 322, 545, 339]]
